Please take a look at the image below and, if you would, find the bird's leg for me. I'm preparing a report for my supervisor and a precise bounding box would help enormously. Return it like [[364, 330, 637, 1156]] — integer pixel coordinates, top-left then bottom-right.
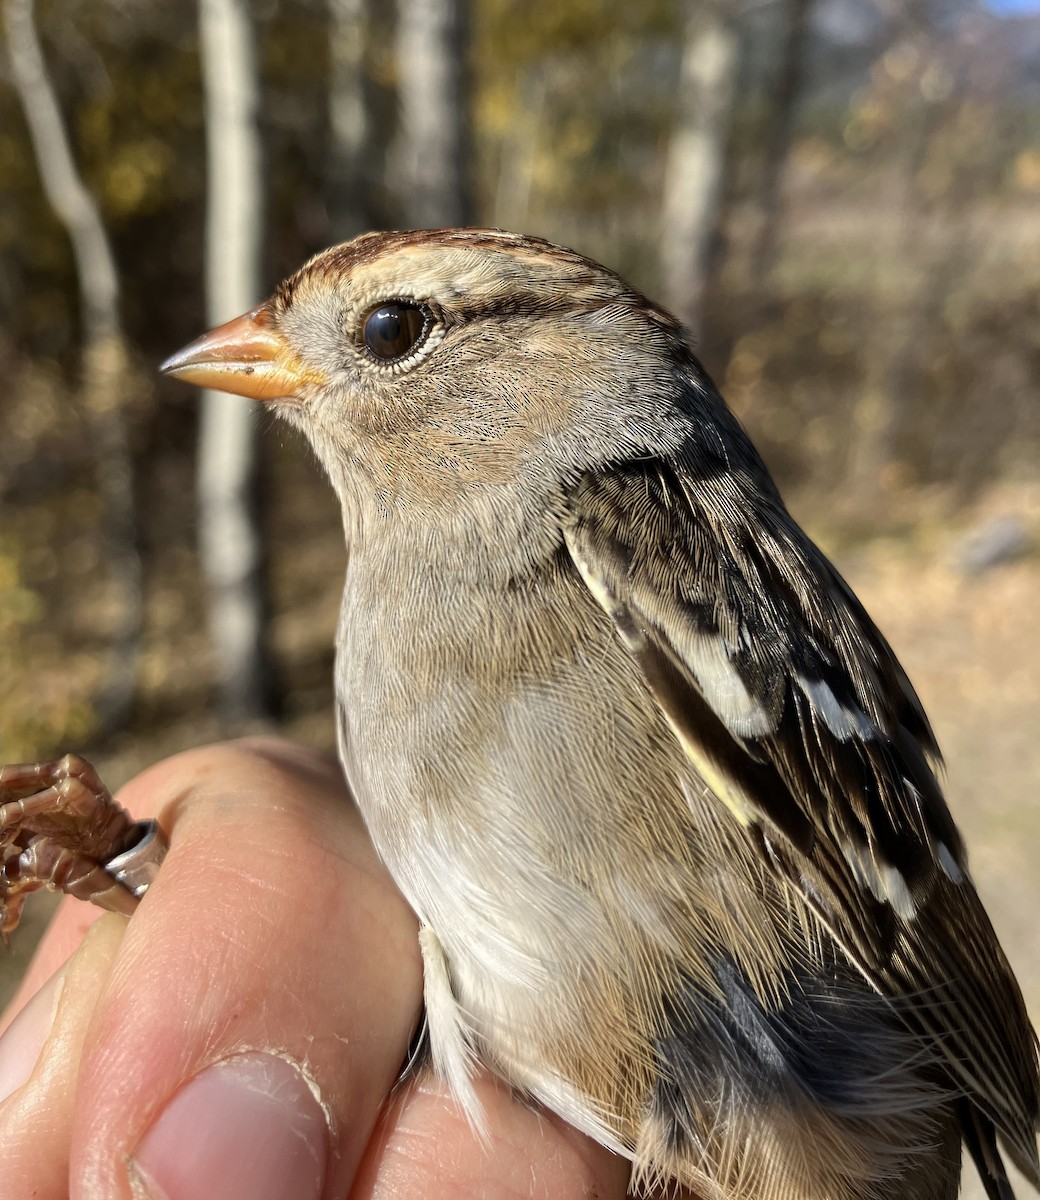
[[0, 754, 167, 943]]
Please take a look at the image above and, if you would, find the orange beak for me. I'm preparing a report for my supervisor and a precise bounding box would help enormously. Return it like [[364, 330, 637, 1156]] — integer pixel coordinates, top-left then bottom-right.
[[159, 305, 323, 402]]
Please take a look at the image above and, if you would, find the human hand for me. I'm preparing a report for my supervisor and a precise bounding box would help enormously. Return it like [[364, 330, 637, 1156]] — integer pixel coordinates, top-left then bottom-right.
[[0, 739, 629, 1199]]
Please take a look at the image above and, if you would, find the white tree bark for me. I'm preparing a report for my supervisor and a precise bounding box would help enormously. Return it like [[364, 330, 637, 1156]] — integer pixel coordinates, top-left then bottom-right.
[[658, 0, 741, 328], [395, 0, 471, 228], [5, 0, 141, 729], [328, 0, 372, 240], [749, 0, 814, 284], [197, 0, 272, 721]]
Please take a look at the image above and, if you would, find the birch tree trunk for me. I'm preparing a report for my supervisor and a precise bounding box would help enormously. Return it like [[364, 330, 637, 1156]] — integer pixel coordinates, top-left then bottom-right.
[[748, 0, 814, 285], [395, 0, 472, 228], [328, 0, 373, 241], [197, 0, 275, 722], [5, 0, 141, 731], [845, 11, 953, 514], [658, 0, 740, 329]]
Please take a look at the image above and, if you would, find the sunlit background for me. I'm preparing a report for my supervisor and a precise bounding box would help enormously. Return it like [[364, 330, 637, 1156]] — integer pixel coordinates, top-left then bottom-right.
[[1, 2, 1038, 1191]]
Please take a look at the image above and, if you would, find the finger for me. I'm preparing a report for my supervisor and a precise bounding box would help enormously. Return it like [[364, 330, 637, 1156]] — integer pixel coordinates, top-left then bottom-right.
[[353, 1069, 632, 1200], [0, 914, 126, 1200], [61, 738, 421, 1200], [0, 896, 105, 1035]]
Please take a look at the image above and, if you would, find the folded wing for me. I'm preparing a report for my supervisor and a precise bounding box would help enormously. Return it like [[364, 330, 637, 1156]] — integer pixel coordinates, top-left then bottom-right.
[[563, 446, 1039, 1196]]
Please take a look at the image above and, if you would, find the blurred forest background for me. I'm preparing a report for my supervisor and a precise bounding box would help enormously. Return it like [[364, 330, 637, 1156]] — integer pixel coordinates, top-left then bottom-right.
[[1, 1, 1039, 1189]]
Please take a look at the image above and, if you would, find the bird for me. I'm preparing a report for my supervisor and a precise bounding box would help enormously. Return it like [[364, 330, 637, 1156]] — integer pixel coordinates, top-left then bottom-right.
[[162, 228, 1039, 1200]]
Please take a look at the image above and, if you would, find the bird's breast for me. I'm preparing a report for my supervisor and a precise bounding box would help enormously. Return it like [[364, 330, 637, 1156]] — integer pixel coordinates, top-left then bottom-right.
[[330, 545, 959, 1197]]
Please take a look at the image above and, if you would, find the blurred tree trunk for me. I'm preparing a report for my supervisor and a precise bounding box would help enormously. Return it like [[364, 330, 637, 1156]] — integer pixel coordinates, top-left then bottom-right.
[[197, 0, 276, 723], [395, 0, 472, 227], [492, 70, 545, 233], [845, 11, 954, 515], [748, 0, 814, 285], [658, 0, 740, 329], [328, 0, 374, 241], [5, 0, 141, 732]]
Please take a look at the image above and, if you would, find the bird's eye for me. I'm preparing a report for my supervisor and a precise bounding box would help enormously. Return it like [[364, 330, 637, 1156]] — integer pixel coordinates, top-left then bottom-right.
[[362, 302, 431, 363]]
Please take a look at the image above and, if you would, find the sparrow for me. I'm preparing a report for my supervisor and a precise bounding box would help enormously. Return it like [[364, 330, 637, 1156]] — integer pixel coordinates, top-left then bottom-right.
[[161, 228, 1040, 1200]]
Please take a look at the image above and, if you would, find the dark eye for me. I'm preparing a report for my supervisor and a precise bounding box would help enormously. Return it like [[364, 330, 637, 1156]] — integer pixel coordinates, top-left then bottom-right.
[[362, 301, 430, 362]]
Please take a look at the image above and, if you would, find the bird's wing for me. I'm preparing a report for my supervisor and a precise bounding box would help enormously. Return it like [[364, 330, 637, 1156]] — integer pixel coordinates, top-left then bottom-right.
[[563, 451, 1040, 1188], [563, 453, 962, 923]]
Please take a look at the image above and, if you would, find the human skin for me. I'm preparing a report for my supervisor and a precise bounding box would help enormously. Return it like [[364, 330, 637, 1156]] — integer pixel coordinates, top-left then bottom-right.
[[0, 739, 631, 1200]]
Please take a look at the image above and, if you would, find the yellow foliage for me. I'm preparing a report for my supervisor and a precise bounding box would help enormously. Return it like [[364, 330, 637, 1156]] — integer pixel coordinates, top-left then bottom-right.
[[1012, 149, 1040, 194], [0, 536, 96, 762], [102, 138, 172, 217]]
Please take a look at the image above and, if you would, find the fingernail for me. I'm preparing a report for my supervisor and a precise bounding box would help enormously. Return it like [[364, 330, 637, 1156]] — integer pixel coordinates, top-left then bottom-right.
[[0, 967, 65, 1103], [130, 1052, 328, 1200]]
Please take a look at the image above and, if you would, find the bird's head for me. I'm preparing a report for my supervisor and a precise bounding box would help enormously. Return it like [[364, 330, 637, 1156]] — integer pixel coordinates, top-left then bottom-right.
[[161, 229, 701, 523]]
